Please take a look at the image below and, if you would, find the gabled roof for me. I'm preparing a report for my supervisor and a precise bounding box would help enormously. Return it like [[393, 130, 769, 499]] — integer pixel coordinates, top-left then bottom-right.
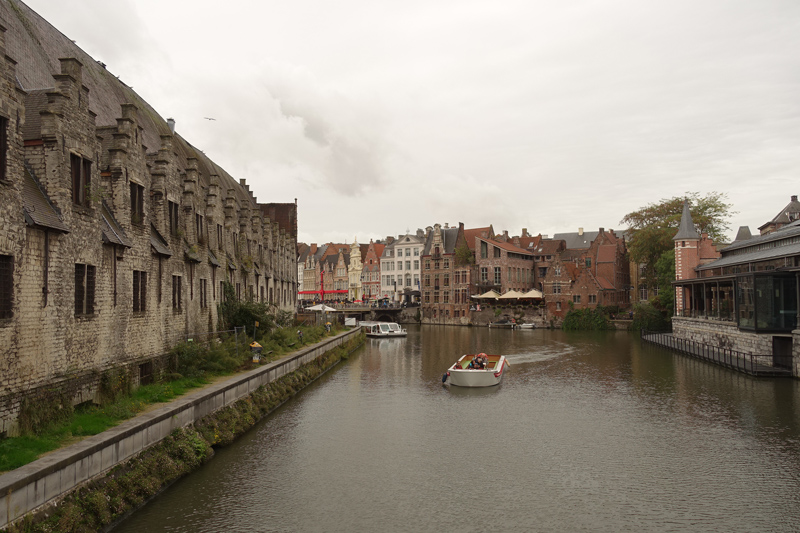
[[552, 230, 599, 249], [476, 236, 533, 256], [423, 226, 460, 255], [758, 195, 800, 231], [533, 239, 565, 255], [22, 165, 69, 233], [596, 276, 615, 289], [464, 226, 494, 250]]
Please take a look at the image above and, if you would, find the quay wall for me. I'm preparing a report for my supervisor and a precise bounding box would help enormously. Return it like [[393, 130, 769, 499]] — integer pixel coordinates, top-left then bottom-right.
[[672, 317, 800, 377], [0, 328, 362, 529]]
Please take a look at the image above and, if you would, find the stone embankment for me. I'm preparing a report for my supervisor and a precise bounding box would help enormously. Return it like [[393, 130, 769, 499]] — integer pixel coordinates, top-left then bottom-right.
[[0, 329, 363, 530]]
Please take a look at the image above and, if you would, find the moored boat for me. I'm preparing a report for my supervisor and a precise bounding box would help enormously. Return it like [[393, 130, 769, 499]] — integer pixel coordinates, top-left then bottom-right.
[[361, 321, 407, 337], [443, 353, 507, 387], [488, 319, 515, 328], [517, 323, 535, 329]]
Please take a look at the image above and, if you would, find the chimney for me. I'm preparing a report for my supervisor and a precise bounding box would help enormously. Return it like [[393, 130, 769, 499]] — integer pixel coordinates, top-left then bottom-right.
[[167, 118, 175, 133], [503, 230, 509, 239], [522, 228, 528, 237], [793, 195, 798, 202], [444, 222, 449, 229], [599, 227, 604, 233], [578, 227, 584, 236]]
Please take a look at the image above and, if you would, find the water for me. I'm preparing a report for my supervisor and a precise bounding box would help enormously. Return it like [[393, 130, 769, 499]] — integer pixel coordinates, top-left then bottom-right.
[[114, 326, 800, 532]]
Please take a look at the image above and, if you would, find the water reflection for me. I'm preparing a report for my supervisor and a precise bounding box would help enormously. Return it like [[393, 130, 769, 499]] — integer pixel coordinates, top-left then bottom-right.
[[115, 326, 800, 532]]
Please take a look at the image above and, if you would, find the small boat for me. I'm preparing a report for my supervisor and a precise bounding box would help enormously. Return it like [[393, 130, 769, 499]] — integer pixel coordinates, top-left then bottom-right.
[[443, 354, 508, 387], [488, 319, 516, 329], [517, 323, 535, 329], [361, 321, 407, 337]]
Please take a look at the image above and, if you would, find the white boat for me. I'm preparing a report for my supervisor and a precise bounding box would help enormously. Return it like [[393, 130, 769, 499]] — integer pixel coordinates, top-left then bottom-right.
[[517, 323, 535, 329], [361, 321, 407, 337], [443, 354, 507, 387]]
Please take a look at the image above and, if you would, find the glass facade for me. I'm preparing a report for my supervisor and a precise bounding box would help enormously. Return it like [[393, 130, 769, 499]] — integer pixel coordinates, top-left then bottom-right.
[[736, 274, 797, 331]]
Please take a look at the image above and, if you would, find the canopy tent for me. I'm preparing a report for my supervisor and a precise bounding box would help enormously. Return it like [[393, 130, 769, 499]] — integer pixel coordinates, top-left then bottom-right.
[[520, 289, 544, 299], [304, 304, 337, 312], [498, 290, 526, 299], [472, 290, 501, 299]]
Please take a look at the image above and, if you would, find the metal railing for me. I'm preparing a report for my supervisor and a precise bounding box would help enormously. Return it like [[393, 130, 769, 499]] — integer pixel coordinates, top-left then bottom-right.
[[641, 330, 792, 377]]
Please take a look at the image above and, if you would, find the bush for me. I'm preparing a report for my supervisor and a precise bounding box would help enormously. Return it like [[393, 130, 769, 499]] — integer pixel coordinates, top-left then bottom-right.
[[562, 307, 614, 331], [630, 302, 671, 332]]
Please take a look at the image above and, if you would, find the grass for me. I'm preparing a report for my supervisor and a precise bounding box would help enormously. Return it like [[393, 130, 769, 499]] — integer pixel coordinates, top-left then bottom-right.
[[0, 376, 209, 473], [0, 325, 344, 474]]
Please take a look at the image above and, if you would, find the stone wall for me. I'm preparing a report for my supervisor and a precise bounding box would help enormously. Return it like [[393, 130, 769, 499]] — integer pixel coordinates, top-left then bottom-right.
[[672, 316, 799, 377]]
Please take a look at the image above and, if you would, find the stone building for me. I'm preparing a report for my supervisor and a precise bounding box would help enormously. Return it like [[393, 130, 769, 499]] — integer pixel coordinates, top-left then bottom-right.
[[0, 3, 296, 434]]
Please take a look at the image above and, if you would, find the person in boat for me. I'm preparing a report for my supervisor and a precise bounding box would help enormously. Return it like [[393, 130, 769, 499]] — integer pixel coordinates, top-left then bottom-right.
[[480, 353, 489, 368], [471, 355, 485, 369]]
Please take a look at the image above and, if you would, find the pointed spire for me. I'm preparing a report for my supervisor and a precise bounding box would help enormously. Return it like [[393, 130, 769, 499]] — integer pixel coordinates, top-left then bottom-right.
[[674, 200, 700, 240]]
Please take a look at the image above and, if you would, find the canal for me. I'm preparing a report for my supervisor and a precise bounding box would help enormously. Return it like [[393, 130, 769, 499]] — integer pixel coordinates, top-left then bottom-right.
[[115, 326, 800, 532]]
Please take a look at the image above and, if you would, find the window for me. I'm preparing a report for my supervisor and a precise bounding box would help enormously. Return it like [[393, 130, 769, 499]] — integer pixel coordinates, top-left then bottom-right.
[[406, 261, 411, 270], [217, 224, 223, 248], [589, 294, 597, 304], [130, 182, 144, 224], [494, 247, 501, 258], [480, 267, 488, 283], [444, 274, 450, 287], [172, 275, 182, 310], [425, 260, 430, 270], [74, 264, 96, 315], [494, 267, 501, 285], [397, 261, 403, 271], [414, 249, 419, 256], [0, 254, 13, 319], [556, 301, 562, 311], [0, 116, 7, 182], [200, 279, 208, 308], [481, 242, 488, 259], [133, 270, 147, 312], [639, 287, 648, 301], [443, 259, 449, 269], [169, 201, 179, 236], [71, 154, 92, 207], [554, 266, 561, 276], [413, 260, 419, 270], [573, 295, 581, 304], [553, 282, 561, 294], [585, 258, 591, 268], [195, 213, 204, 242], [406, 248, 411, 257]]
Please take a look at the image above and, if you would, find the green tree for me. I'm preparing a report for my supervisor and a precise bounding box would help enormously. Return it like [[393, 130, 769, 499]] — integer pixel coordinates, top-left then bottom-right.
[[454, 242, 474, 266], [621, 191, 734, 299]]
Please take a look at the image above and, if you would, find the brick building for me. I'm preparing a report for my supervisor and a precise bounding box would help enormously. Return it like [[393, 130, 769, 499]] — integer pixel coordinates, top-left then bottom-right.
[[474, 236, 535, 295], [0, 4, 296, 434], [539, 228, 630, 320], [421, 223, 471, 324]]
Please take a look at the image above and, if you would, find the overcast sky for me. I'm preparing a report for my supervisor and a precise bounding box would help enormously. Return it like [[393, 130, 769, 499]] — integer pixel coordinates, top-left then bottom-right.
[[24, 0, 800, 245]]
